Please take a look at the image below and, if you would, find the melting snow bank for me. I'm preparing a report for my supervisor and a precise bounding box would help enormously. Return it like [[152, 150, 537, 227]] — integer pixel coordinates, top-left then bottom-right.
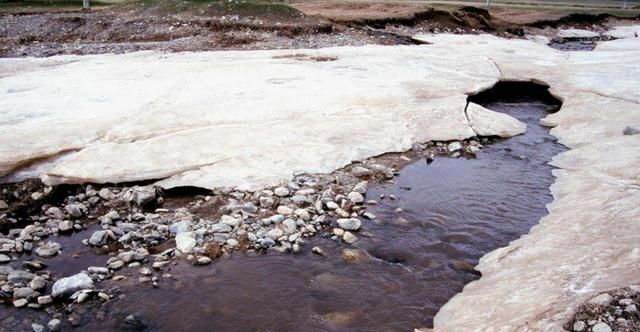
[[0, 26, 639, 330]]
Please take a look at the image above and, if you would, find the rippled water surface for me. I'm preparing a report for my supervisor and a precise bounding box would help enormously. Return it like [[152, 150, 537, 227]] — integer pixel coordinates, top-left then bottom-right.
[[79, 84, 565, 331]]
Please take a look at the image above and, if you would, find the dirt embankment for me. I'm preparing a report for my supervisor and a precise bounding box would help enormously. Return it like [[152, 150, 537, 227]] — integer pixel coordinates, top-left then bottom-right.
[[0, 1, 639, 57]]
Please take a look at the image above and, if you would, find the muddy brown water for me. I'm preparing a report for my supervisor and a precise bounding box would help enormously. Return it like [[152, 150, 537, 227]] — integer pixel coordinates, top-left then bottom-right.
[[1, 83, 565, 331]]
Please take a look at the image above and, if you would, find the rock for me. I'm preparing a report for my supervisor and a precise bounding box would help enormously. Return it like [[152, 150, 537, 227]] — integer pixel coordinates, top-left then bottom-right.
[[337, 218, 361, 231], [46, 207, 65, 220], [326, 201, 339, 210], [588, 293, 614, 306], [124, 314, 147, 330], [52, 273, 94, 298], [122, 186, 157, 206], [226, 239, 239, 247], [623, 126, 640, 135], [48, 319, 61, 331], [347, 192, 364, 204], [277, 206, 293, 215], [342, 249, 372, 263], [291, 195, 310, 205], [333, 228, 345, 237], [88, 266, 109, 275], [89, 230, 109, 246], [274, 187, 290, 197], [351, 166, 372, 177], [35, 241, 61, 257], [619, 298, 634, 306], [220, 215, 240, 227], [117, 250, 146, 263], [592, 322, 612, 332], [625, 304, 637, 312], [65, 203, 87, 218], [38, 295, 53, 305], [362, 212, 376, 219], [343, 231, 358, 244], [196, 256, 212, 265], [260, 238, 276, 248], [13, 298, 28, 307], [447, 141, 463, 152], [8, 270, 36, 283], [265, 228, 284, 241], [13, 287, 39, 300], [108, 260, 125, 270], [0, 200, 7, 210], [169, 221, 191, 234], [0, 254, 10, 263], [259, 196, 274, 208], [352, 181, 368, 194], [210, 223, 232, 233], [139, 267, 152, 276], [99, 188, 116, 200], [32, 323, 45, 332], [312, 246, 325, 256], [466, 103, 527, 137], [28, 276, 46, 291], [175, 232, 196, 253], [282, 219, 297, 235], [369, 164, 394, 179], [294, 209, 310, 221], [58, 220, 74, 233]]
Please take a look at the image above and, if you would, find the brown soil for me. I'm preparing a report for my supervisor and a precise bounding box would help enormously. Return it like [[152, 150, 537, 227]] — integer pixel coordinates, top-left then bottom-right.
[[1, 0, 638, 58]]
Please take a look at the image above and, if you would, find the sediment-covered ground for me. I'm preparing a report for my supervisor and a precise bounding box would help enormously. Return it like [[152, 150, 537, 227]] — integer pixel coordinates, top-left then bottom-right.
[[1, 3, 640, 331]]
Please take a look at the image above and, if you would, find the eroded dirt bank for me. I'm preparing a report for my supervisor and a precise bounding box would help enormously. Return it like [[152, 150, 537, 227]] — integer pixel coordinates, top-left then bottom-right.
[[1, 1, 638, 57]]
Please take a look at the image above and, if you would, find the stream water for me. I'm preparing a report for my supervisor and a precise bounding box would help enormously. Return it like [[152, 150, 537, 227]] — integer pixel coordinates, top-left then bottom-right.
[[73, 83, 564, 331]]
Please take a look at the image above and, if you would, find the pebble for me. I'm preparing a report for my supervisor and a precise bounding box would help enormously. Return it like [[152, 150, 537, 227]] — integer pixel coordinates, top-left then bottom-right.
[[343, 231, 358, 244], [362, 212, 376, 219], [294, 209, 310, 221], [48, 319, 61, 331], [139, 267, 152, 276], [277, 206, 293, 215], [274, 187, 290, 197], [0, 200, 7, 210], [0, 254, 10, 263], [347, 192, 364, 204], [37, 295, 53, 305], [13, 298, 28, 307], [592, 322, 612, 332], [34, 241, 62, 257], [325, 201, 339, 210], [98, 188, 116, 201], [58, 220, 74, 233], [196, 256, 212, 265], [588, 293, 614, 306], [32, 323, 45, 332], [573, 321, 586, 331], [65, 203, 87, 218], [175, 232, 196, 253], [89, 230, 109, 246], [312, 246, 325, 256], [351, 166, 372, 177], [337, 218, 361, 231], [29, 276, 46, 291]]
